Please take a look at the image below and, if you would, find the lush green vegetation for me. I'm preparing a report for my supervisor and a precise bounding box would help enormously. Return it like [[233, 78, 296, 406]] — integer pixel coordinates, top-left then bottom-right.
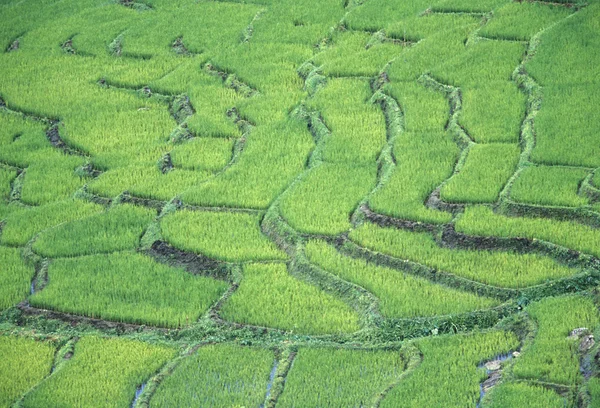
[[513, 295, 599, 385], [0, 336, 55, 408], [0, 247, 35, 311], [30, 252, 228, 328], [32, 204, 155, 257], [510, 165, 589, 207], [220, 263, 359, 334], [280, 163, 376, 235], [22, 336, 176, 408], [152, 344, 273, 407], [350, 223, 578, 288], [161, 210, 286, 262], [306, 240, 499, 317], [0, 0, 598, 405], [369, 130, 456, 224], [381, 330, 519, 407], [482, 382, 565, 408], [440, 143, 520, 204], [278, 347, 404, 407], [456, 205, 600, 258]]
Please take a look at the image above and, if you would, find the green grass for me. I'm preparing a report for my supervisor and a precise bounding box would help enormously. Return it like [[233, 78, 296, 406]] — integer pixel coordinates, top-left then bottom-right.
[[381, 330, 519, 407], [22, 336, 176, 408], [161, 210, 286, 262], [279, 163, 377, 236], [513, 295, 599, 385], [0, 336, 55, 408], [152, 344, 273, 407], [306, 240, 499, 318], [313, 31, 404, 78], [431, 0, 510, 13], [432, 40, 525, 87], [0, 247, 34, 311], [369, 130, 457, 224], [307, 77, 387, 164], [278, 347, 404, 407], [479, 2, 573, 41], [0, 199, 103, 246], [87, 164, 211, 201], [32, 204, 155, 257], [170, 137, 235, 172], [510, 165, 589, 207], [220, 263, 360, 334], [29, 252, 228, 328], [0, 167, 17, 201], [483, 382, 565, 408], [386, 81, 449, 133], [460, 82, 526, 143], [349, 223, 579, 288], [526, 3, 600, 86], [532, 84, 600, 168], [19, 156, 86, 206], [440, 143, 520, 203], [180, 118, 314, 209], [456, 205, 600, 258]]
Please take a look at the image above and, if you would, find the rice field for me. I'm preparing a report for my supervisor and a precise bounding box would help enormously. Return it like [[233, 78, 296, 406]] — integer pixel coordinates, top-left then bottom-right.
[[1, 0, 599, 405]]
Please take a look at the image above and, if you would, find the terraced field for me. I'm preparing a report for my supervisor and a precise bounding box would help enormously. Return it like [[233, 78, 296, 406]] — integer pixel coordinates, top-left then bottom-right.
[[1, 0, 599, 406]]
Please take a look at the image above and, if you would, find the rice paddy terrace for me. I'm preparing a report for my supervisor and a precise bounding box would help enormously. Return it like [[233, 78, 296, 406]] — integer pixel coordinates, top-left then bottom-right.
[[1, 0, 599, 406]]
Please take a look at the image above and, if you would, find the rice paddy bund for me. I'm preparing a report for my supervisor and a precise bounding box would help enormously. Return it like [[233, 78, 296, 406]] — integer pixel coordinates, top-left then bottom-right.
[[0, 0, 599, 406]]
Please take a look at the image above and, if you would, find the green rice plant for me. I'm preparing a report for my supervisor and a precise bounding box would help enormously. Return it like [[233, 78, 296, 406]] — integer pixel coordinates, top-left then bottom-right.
[[279, 163, 377, 236], [181, 118, 314, 209], [456, 205, 600, 258], [510, 165, 589, 207], [0, 247, 34, 311], [589, 378, 600, 408], [170, 137, 235, 172], [526, 3, 600, 86], [386, 25, 477, 82], [344, 0, 432, 33], [22, 336, 176, 408], [480, 2, 573, 41], [306, 78, 387, 164], [161, 210, 286, 262], [482, 382, 565, 408], [0, 167, 17, 201], [369, 131, 457, 224], [88, 165, 211, 201], [313, 31, 404, 78], [385, 13, 481, 41], [306, 240, 499, 317], [513, 295, 599, 385], [152, 344, 273, 407], [381, 330, 519, 407], [220, 263, 360, 334], [0, 199, 103, 246], [386, 81, 449, 132], [431, 40, 525, 87], [29, 252, 228, 328], [431, 0, 510, 13], [278, 347, 403, 407], [440, 143, 520, 203], [0, 336, 55, 408], [32, 204, 155, 257], [349, 223, 578, 288], [532, 84, 600, 168], [251, 0, 345, 46], [460, 82, 526, 143], [185, 81, 242, 139], [20, 156, 86, 206]]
